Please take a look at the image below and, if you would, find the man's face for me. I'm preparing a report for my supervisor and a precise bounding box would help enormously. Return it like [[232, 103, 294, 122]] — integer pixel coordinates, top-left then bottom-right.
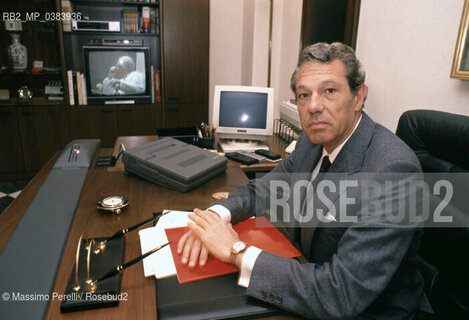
[[114, 58, 130, 78], [294, 59, 367, 153]]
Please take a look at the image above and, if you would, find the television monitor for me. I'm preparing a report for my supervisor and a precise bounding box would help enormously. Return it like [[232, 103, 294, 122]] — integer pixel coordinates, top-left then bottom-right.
[[83, 46, 152, 104], [212, 85, 274, 152]]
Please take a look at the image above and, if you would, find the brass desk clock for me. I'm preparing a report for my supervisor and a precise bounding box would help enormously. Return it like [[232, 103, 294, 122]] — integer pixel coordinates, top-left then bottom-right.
[[96, 195, 129, 214]]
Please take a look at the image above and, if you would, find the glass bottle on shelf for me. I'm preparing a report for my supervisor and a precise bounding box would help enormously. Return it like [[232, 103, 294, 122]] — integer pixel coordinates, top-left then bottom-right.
[[8, 33, 28, 72]]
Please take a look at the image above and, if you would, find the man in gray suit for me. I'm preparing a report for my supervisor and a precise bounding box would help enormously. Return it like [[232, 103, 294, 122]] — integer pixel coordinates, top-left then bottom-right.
[[178, 42, 431, 318]]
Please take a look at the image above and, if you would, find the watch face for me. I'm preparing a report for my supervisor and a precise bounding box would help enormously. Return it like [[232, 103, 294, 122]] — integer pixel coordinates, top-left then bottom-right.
[[232, 241, 246, 253], [97, 195, 128, 214], [102, 196, 124, 207]]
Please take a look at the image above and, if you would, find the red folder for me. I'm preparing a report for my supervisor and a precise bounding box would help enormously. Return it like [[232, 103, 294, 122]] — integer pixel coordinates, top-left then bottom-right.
[[165, 216, 301, 284]]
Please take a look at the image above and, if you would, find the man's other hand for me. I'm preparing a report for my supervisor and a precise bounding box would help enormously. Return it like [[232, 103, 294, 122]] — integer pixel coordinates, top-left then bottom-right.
[[186, 208, 239, 264], [177, 227, 209, 269]]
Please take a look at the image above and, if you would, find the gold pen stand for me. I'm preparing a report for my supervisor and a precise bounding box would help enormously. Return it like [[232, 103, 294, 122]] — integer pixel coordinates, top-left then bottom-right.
[[60, 235, 125, 313]]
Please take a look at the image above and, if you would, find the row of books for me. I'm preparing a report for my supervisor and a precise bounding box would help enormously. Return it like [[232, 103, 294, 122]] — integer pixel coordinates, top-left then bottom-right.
[[122, 6, 159, 34], [67, 70, 87, 106]]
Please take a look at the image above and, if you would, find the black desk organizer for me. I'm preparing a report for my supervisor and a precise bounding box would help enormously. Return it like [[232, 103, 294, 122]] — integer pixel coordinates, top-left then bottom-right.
[[60, 236, 125, 313], [156, 126, 214, 149]]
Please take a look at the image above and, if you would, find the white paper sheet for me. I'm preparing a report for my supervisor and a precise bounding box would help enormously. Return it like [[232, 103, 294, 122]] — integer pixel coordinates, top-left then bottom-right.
[[139, 210, 191, 278]]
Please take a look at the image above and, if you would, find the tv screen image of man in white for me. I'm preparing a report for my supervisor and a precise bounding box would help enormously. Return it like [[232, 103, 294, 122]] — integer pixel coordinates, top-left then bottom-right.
[[98, 56, 144, 95]]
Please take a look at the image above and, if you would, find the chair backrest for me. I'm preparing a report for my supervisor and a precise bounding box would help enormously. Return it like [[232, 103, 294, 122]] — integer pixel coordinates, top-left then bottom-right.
[[396, 109, 469, 172], [396, 109, 469, 318]]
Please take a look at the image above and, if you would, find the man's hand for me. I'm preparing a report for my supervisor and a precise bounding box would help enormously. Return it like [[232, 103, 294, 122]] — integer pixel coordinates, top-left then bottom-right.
[[186, 208, 239, 264], [177, 229, 209, 268], [108, 66, 117, 78], [110, 79, 121, 90]]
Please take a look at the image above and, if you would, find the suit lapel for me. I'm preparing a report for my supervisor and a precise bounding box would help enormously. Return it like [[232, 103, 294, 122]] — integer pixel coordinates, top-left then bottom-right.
[[286, 142, 322, 244], [300, 143, 323, 173], [300, 112, 376, 260]]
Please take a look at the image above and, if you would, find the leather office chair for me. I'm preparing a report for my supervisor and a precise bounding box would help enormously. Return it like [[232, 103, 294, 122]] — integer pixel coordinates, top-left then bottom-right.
[[396, 109, 469, 319]]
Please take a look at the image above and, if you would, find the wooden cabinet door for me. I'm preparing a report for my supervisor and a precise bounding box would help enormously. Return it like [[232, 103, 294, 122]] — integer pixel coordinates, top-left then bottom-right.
[[70, 105, 118, 148], [117, 104, 162, 136], [162, 0, 209, 104], [0, 107, 24, 173], [164, 103, 208, 128], [18, 106, 70, 172]]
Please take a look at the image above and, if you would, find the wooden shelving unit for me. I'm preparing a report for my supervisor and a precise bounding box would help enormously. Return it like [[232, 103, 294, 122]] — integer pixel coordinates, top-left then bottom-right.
[[0, 0, 209, 179]]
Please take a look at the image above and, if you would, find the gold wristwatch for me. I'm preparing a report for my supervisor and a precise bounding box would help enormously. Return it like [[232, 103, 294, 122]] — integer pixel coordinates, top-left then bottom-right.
[[230, 241, 247, 265]]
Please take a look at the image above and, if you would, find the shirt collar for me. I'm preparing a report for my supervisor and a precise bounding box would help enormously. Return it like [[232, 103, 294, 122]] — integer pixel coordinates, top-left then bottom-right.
[[321, 114, 362, 163]]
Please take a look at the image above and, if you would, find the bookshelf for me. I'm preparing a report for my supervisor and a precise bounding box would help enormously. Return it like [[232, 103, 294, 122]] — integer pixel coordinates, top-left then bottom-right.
[[0, 0, 64, 105], [0, 0, 209, 179]]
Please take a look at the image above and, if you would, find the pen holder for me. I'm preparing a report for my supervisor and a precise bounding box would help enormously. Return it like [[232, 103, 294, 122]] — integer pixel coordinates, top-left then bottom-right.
[[197, 137, 215, 149], [60, 235, 125, 313]]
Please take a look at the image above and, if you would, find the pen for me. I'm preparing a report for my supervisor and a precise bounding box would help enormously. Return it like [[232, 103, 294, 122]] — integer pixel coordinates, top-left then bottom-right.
[[107, 211, 168, 242], [95, 242, 171, 283]]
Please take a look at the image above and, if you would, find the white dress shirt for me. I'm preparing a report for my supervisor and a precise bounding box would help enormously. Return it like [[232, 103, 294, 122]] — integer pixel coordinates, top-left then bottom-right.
[[210, 115, 362, 287]]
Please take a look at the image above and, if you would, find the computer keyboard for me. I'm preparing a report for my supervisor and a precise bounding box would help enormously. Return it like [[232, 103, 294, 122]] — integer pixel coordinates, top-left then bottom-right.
[[218, 139, 269, 153]]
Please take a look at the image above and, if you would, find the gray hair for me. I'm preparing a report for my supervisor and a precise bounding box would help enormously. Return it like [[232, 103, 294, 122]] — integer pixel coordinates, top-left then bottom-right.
[[118, 55, 135, 71], [290, 42, 365, 96]]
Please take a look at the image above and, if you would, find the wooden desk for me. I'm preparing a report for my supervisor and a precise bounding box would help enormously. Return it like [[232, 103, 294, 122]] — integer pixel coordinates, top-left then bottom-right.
[[0, 138, 300, 320]]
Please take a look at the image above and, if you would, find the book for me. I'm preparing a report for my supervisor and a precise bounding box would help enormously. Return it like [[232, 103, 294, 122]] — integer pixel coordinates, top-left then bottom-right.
[[76, 71, 82, 105], [80, 73, 87, 105], [71, 71, 79, 105], [149, 7, 157, 34], [122, 8, 139, 33], [154, 68, 161, 102], [165, 216, 301, 284], [150, 65, 155, 103], [142, 6, 150, 33], [67, 70, 75, 105]]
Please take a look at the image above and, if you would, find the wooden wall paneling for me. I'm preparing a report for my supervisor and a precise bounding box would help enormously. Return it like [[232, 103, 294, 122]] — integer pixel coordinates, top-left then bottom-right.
[[18, 105, 70, 172], [162, 0, 209, 103], [164, 103, 208, 128], [0, 107, 24, 174], [117, 104, 161, 136], [69, 105, 118, 148], [343, 0, 361, 49], [301, 0, 361, 49]]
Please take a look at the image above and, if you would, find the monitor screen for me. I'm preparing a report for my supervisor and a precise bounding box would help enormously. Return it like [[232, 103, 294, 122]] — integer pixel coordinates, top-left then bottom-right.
[[83, 46, 152, 104], [219, 92, 268, 129], [87, 51, 146, 96], [212, 85, 274, 141]]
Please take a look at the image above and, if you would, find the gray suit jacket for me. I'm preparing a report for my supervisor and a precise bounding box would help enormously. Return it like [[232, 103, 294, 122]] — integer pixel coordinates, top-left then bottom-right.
[[216, 113, 429, 319]]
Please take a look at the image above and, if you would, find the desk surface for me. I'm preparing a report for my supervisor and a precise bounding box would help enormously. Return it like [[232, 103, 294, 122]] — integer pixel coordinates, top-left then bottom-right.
[[0, 137, 300, 320]]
